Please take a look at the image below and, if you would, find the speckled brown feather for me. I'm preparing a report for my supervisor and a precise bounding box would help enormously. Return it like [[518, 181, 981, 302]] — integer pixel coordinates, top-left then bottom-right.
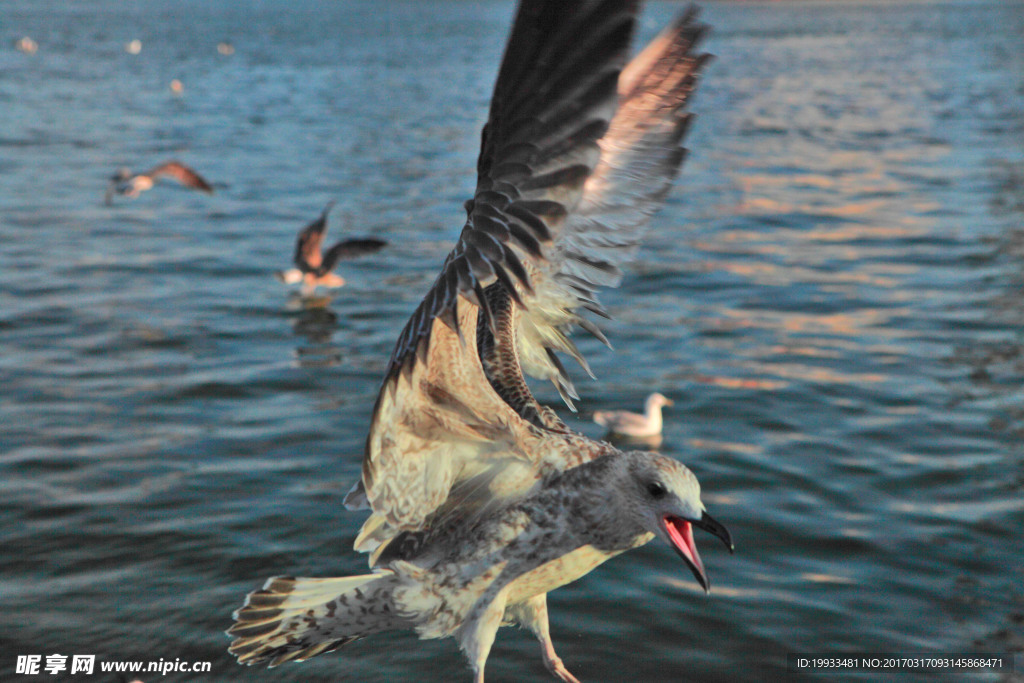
[[476, 284, 568, 432], [382, 1, 640, 382]]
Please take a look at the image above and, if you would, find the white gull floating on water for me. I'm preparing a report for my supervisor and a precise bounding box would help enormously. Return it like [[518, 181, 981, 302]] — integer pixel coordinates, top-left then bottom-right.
[[594, 392, 674, 439], [229, 2, 730, 681]]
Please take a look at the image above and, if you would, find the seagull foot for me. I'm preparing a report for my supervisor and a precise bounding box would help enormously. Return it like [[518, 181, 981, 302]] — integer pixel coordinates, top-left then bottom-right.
[[545, 655, 581, 683]]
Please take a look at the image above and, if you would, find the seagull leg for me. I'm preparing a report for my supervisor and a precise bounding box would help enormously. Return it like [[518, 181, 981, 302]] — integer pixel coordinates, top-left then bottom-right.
[[459, 586, 510, 683], [508, 594, 581, 683]]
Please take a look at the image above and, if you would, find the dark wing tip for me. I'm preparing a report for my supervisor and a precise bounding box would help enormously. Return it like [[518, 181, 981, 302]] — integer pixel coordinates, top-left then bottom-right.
[[319, 238, 388, 273], [376, 0, 644, 391]]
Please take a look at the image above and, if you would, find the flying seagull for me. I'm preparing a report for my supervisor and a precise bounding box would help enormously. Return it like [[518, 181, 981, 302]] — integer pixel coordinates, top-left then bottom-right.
[[231, 452, 731, 680], [105, 160, 213, 204], [594, 392, 674, 439], [274, 201, 388, 295], [229, 3, 725, 681]]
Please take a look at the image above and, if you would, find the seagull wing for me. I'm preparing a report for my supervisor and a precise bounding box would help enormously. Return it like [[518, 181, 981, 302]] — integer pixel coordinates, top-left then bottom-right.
[[293, 201, 335, 271], [514, 9, 711, 403], [146, 160, 214, 193], [353, 2, 708, 543], [318, 238, 388, 275]]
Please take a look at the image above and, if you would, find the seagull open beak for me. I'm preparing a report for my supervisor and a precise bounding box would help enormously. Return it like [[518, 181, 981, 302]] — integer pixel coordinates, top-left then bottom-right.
[[662, 511, 733, 593]]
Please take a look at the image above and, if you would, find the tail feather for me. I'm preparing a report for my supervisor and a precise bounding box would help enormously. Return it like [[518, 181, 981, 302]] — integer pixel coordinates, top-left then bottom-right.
[[228, 572, 396, 667]]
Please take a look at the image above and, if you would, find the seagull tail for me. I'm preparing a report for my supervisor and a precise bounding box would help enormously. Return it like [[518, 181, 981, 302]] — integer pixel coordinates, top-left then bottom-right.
[[228, 572, 400, 667]]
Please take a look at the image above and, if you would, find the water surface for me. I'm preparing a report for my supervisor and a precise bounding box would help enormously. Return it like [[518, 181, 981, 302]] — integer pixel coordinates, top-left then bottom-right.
[[2, 1, 1023, 681]]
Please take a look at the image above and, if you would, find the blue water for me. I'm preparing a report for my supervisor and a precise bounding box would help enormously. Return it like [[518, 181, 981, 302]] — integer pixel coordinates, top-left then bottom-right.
[[2, 1, 1023, 681]]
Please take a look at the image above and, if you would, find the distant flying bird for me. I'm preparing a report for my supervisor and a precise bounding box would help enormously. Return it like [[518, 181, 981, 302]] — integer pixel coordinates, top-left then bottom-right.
[[229, 2, 724, 681], [105, 161, 213, 204], [274, 202, 387, 295], [594, 393, 675, 439]]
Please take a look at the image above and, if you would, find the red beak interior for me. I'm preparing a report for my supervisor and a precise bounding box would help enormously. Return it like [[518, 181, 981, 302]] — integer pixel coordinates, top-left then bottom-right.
[[663, 516, 709, 592]]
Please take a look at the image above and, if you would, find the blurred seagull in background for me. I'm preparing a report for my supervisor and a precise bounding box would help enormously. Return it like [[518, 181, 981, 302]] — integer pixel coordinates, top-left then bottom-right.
[[105, 160, 213, 204], [594, 393, 674, 439], [275, 201, 387, 295]]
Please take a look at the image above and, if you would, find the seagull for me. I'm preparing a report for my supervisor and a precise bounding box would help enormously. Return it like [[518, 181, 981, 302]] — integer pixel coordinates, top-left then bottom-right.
[[229, 3, 723, 681], [105, 160, 213, 204], [594, 392, 674, 439], [230, 451, 732, 679], [274, 201, 388, 295]]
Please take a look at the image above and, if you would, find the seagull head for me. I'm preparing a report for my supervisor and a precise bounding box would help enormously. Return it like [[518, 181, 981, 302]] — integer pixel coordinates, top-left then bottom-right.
[[624, 452, 733, 593], [647, 392, 674, 410], [274, 268, 305, 285]]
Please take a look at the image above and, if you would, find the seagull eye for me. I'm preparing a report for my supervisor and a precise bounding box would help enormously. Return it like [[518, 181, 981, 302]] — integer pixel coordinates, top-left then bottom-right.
[[646, 481, 667, 499]]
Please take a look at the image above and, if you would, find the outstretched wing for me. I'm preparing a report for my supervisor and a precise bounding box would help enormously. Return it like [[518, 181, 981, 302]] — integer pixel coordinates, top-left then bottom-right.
[[147, 160, 214, 193], [513, 8, 711, 404], [318, 238, 388, 275], [293, 201, 334, 271], [352, 2, 709, 545], [383, 0, 639, 384]]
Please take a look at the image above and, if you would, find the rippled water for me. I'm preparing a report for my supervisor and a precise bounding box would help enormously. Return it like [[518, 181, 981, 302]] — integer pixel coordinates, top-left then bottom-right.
[[2, 1, 1023, 681]]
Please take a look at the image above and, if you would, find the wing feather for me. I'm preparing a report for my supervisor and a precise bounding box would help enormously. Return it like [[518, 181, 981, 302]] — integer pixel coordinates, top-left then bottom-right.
[[319, 238, 387, 273], [147, 160, 214, 193], [293, 202, 333, 271], [513, 9, 711, 396]]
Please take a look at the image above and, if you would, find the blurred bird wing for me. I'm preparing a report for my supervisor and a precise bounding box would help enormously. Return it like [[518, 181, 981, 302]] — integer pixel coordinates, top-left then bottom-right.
[[146, 160, 214, 193], [319, 238, 388, 274], [293, 201, 335, 270]]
